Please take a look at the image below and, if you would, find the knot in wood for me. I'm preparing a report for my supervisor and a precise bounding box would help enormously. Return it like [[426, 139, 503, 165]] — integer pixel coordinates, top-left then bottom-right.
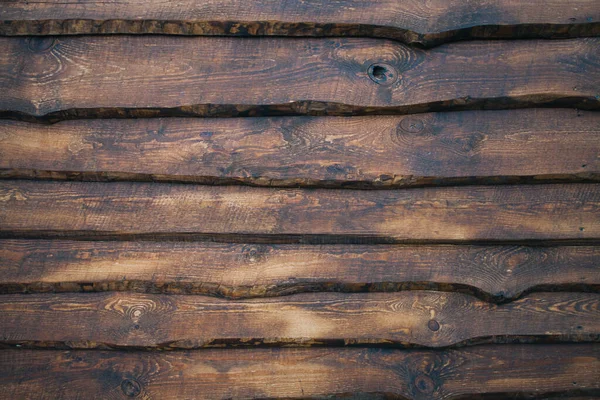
[[121, 379, 142, 397], [413, 374, 435, 394], [241, 245, 268, 263], [367, 63, 398, 86], [428, 319, 440, 332], [399, 117, 425, 133], [27, 37, 56, 52]]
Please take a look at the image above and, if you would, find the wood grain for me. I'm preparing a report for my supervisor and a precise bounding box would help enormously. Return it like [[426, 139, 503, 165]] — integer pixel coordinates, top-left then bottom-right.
[[0, 291, 598, 349], [1, 240, 598, 303], [2, 109, 599, 187], [1, 0, 599, 47], [1, 181, 598, 243], [1, 346, 599, 399], [1, 36, 599, 121]]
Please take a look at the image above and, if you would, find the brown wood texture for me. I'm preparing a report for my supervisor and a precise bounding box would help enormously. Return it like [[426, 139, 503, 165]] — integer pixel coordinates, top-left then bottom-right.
[[1, 346, 599, 399], [0, 291, 598, 348], [1, 109, 599, 188], [1, 36, 599, 121], [1, 240, 598, 303], [1, 181, 598, 243], [1, 0, 599, 47]]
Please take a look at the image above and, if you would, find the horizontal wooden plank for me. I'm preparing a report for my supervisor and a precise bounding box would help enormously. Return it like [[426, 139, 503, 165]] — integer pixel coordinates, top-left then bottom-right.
[[1, 37, 599, 121], [0, 291, 598, 348], [1, 109, 599, 187], [1, 240, 598, 302], [0, 181, 598, 243], [1, 346, 598, 399], [1, 0, 599, 47]]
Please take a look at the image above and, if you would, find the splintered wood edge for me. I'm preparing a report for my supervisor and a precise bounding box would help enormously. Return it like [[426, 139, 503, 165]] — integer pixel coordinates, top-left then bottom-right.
[[0, 240, 598, 303], [0, 291, 598, 349], [1, 346, 598, 399]]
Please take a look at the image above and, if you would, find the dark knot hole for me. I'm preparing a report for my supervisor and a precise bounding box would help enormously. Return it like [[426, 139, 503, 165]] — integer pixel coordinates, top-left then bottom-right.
[[368, 63, 398, 85]]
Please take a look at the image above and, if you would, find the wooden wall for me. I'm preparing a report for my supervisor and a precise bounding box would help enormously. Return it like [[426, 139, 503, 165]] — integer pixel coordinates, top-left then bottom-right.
[[0, 1, 599, 398]]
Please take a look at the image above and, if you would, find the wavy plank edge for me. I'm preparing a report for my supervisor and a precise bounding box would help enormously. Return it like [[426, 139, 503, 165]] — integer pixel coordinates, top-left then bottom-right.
[[1, 232, 599, 246], [2, 170, 599, 189], [2, 280, 599, 304], [2, 333, 600, 351], [1, 20, 600, 48], [2, 97, 600, 123]]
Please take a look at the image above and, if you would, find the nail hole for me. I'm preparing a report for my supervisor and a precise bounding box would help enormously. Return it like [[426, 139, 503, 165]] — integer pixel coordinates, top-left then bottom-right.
[[368, 63, 398, 86]]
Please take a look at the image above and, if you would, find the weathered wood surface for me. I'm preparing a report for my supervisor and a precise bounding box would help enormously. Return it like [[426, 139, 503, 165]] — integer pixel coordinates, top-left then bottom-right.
[[1, 346, 598, 399], [1, 181, 598, 243], [1, 291, 598, 348], [1, 37, 599, 121], [1, 240, 598, 303], [2, 109, 599, 187], [1, 0, 599, 47]]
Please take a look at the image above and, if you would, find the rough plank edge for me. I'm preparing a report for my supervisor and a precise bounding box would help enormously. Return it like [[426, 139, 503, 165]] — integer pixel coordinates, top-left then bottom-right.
[[1, 231, 599, 246], [2, 334, 600, 351], [2, 169, 599, 189], [2, 279, 598, 305], [2, 96, 599, 123], [1, 19, 599, 48]]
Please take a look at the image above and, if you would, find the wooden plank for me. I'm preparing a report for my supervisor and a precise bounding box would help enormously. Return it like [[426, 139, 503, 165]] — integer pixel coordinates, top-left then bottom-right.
[[1, 0, 599, 47], [1, 240, 598, 303], [0, 291, 598, 348], [1, 346, 598, 399], [1, 181, 599, 243], [1, 37, 599, 121], [1, 109, 599, 187]]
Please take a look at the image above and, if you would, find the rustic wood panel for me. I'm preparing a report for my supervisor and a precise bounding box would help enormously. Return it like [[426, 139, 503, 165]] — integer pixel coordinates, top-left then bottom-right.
[[0, 291, 598, 348], [1, 0, 599, 47], [1, 36, 599, 121], [1, 346, 599, 399], [1, 109, 599, 187], [1, 240, 598, 302], [1, 181, 598, 243]]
